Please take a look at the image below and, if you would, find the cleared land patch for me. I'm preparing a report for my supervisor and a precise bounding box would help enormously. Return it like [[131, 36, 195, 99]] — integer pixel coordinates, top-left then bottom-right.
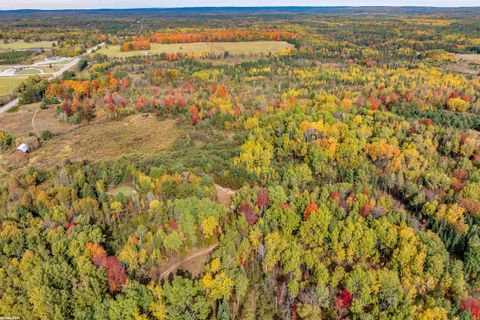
[[96, 41, 294, 58], [0, 103, 76, 136], [21, 115, 183, 169], [456, 54, 480, 64], [447, 54, 480, 75], [109, 185, 137, 197]]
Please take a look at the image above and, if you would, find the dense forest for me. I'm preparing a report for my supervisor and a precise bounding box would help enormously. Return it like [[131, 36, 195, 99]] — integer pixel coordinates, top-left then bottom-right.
[[0, 7, 480, 320]]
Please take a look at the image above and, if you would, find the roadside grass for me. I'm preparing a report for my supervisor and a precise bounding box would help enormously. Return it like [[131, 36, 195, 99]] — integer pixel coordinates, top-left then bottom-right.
[[96, 41, 294, 58], [5, 104, 20, 113], [16, 69, 42, 75]]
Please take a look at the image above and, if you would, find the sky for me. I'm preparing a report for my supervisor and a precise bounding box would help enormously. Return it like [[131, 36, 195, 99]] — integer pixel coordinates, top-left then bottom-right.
[[0, 0, 478, 10]]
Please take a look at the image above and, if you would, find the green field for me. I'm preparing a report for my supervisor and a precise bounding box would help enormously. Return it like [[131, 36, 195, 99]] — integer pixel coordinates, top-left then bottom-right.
[[0, 77, 25, 96], [96, 41, 294, 58], [0, 41, 55, 51], [16, 69, 42, 75]]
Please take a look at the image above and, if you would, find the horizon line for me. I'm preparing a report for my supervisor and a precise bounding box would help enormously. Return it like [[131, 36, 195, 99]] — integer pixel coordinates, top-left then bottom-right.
[[1, 5, 480, 12]]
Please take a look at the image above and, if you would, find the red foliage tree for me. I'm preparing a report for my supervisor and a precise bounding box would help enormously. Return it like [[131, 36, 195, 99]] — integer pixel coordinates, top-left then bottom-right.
[[189, 105, 200, 126], [177, 95, 185, 109], [86, 243, 127, 293], [257, 188, 269, 210], [303, 202, 318, 221], [335, 288, 353, 312], [239, 203, 258, 225], [104, 256, 128, 293], [279, 203, 291, 209], [359, 203, 374, 218], [331, 191, 340, 202], [460, 297, 480, 320]]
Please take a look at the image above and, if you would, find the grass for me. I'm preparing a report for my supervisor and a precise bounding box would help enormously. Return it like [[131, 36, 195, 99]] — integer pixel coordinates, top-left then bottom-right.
[[109, 185, 137, 197], [26, 115, 184, 169], [5, 104, 21, 113], [0, 41, 55, 51], [96, 41, 294, 58], [0, 77, 25, 96], [16, 69, 41, 75]]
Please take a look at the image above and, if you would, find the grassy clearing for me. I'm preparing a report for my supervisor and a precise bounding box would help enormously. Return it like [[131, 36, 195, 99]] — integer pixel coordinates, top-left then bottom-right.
[[0, 77, 25, 96], [3, 112, 246, 188], [0, 103, 76, 135], [0, 41, 55, 51], [96, 41, 294, 58], [109, 185, 137, 197], [25, 115, 183, 168]]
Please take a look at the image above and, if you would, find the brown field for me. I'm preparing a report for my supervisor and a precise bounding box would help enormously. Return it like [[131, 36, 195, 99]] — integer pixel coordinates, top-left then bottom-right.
[[0, 103, 75, 136], [456, 54, 480, 64], [15, 115, 183, 169], [444, 54, 480, 75]]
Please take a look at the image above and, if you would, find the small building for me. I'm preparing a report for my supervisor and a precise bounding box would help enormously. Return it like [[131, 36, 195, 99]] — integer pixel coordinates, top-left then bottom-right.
[[26, 47, 44, 53], [15, 143, 30, 154]]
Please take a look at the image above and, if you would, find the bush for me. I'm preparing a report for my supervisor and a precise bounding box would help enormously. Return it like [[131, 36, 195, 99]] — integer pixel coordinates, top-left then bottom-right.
[[40, 130, 54, 141], [16, 76, 49, 105], [0, 130, 16, 150]]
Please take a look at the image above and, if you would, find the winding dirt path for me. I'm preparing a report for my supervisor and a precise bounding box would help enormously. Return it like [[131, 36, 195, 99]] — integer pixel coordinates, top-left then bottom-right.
[[215, 184, 236, 208], [159, 244, 218, 280], [31, 103, 41, 137]]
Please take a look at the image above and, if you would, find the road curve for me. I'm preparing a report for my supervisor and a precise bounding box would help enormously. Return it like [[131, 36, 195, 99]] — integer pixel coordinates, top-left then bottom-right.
[[0, 43, 104, 113]]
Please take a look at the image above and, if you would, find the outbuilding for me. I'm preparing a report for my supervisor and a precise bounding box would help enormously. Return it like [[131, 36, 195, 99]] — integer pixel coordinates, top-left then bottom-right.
[[15, 143, 30, 154]]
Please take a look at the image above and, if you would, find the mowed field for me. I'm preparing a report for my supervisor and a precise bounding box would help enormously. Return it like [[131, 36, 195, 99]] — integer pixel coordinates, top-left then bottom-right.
[[0, 41, 55, 51], [96, 41, 294, 57]]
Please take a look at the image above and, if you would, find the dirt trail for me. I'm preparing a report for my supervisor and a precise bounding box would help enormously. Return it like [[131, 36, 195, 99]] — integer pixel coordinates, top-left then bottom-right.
[[215, 184, 236, 208], [159, 244, 218, 280], [31, 103, 41, 137]]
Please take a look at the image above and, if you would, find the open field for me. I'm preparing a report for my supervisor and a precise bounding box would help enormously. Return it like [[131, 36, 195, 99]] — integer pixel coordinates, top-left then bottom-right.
[[19, 115, 183, 169], [445, 54, 480, 75], [0, 77, 25, 96], [0, 41, 55, 51], [0, 103, 76, 136], [457, 54, 480, 64], [96, 41, 294, 57]]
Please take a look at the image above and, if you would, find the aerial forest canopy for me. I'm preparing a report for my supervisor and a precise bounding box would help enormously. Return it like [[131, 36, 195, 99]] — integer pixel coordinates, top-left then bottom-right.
[[0, 6, 480, 320]]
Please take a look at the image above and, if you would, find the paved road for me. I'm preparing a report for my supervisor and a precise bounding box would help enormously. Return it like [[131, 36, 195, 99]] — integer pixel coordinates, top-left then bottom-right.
[[0, 43, 104, 114], [0, 98, 20, 113]]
